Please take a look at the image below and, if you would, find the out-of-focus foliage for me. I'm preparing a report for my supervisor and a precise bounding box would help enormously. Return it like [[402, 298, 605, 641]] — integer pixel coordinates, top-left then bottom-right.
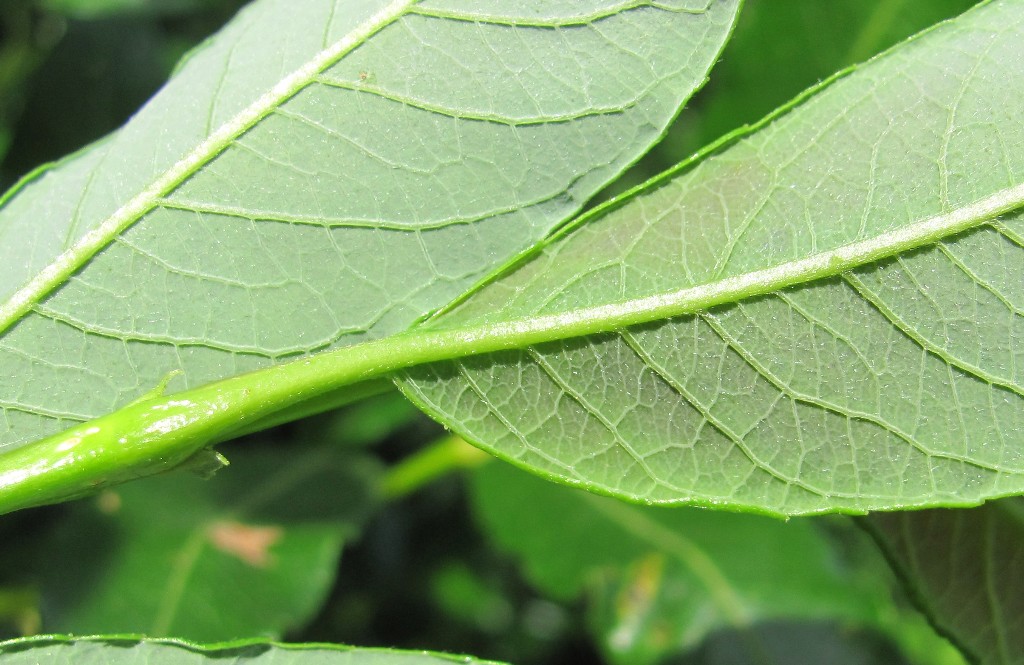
[[0, 0, 248, 188], [30, 447, 379, 641]]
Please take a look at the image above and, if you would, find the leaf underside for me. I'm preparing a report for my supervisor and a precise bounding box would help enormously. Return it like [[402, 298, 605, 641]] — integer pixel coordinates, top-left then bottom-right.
[[0, 636, 506, 664], [0, 0, 739, 452], [401, 0, 1024, 516]]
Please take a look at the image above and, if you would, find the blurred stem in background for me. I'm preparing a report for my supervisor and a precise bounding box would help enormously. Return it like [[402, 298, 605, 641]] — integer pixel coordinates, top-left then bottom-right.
[[382, 435, 491, 501]]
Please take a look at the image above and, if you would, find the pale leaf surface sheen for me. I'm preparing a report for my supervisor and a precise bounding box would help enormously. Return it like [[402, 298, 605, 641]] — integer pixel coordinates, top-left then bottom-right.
[[0, 636, 506, 664], [0, 0, 738, 451], [401, 0, 1024, 515]]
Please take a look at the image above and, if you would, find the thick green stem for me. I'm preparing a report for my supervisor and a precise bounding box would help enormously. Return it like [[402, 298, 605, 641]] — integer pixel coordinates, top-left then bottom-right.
[[1, 180, 1021, 515]]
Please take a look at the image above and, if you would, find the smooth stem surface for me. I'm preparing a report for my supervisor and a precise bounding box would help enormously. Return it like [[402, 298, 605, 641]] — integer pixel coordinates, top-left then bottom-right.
[[1, 180, 1022, 514]]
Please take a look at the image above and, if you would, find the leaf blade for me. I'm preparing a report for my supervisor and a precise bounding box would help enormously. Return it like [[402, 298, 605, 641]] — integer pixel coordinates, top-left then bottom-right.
[[0, 0, 740, 452], [0, 635, 507, 664], [400, 0, 1024, 515]]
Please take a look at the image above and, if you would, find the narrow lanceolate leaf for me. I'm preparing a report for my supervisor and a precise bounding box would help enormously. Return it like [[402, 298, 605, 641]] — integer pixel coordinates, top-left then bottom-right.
[[864, 501, 1024, 665], [0, 0, 739, 454], [400, 0, 1024, 515], [0, 636, 506, 664]]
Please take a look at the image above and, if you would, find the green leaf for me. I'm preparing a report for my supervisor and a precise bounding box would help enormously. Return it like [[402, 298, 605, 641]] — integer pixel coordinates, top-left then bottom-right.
[[2, 0, 1020, 518], [0, 635, 506, 664], [470, 462, 902, 665], [30, 447, 378, 641], [864, 500, 1024, 665], [0, 0, 739, 456], [399, 0, 1024, 515]]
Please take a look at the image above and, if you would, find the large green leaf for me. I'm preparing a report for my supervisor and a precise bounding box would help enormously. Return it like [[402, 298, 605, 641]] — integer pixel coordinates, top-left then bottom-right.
[[864, 500, 1024, 665], [399, 0, 1024, 515], [31, 447, 378, 640], [0, 636, 505, 664], [0, 0, 739, 453], [3, 0, 1021, 518]]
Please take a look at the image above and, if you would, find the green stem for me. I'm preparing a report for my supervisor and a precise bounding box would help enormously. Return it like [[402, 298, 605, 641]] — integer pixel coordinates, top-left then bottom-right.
[[381, 435, 491, 500], [1, 180, 1021, 515], [210, 378, 394, 445]]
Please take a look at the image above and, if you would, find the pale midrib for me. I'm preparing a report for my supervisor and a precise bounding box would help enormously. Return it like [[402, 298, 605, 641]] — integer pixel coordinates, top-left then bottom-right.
[[147, 180, 1024, 429], [151, 526, 206, 636], [407, 181, 1024, 358], [0, 0, 417, 337]]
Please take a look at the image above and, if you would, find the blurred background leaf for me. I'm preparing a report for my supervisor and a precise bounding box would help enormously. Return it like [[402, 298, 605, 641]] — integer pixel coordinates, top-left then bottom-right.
[[0, 0, 248, 189], [40, 0, 211, 20], [864, 500, 1024, 665], [602, 0, 979, 200], [26, 445, 379, 641], [468, 462, 964, 665]]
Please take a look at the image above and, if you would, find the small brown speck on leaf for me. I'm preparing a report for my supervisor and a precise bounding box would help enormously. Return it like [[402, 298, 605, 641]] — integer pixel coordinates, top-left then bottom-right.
[[96, 490, 121, 514], [207, 520, 283, 568]]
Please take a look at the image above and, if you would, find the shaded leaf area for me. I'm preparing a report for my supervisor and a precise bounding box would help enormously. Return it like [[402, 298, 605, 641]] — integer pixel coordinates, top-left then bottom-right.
[[468, 463, 944, 665], [0, 2, 60, 172], [607, 0, 980, 196], [40, 0, 213, 19], [403, 0, 1024, 515], [292, 439, 603, 665], [864, 500, 1024, 665], [0, 636, 505, 664], [0, 0, 740, 454], [675, 620, 914, 665], [24, 446, 378, 641], [0, 0, 250, 188], [684, 0, 982, 155]]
